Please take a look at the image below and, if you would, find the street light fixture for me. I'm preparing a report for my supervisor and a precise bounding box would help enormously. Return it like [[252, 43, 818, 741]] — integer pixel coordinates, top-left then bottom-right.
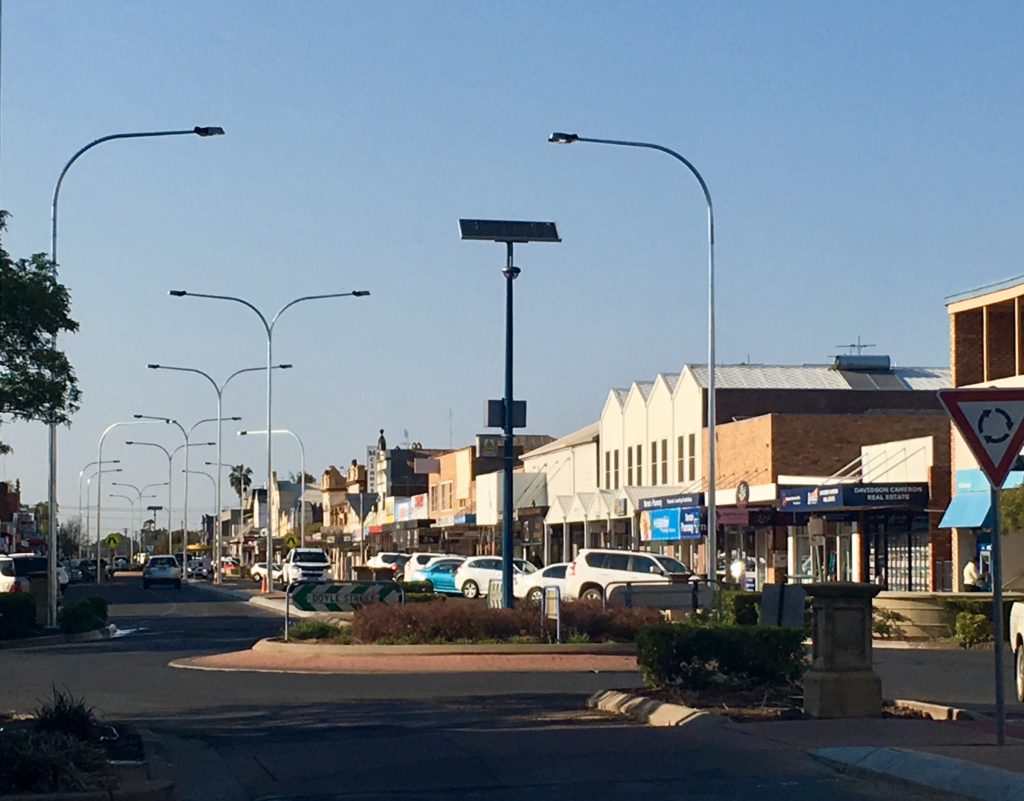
[[78, 460, 119, 558], [47, 124, 225, 624], [169, 289, 370, 591], [111, 481, 168, 561], [146, 363, 291, 582], [459, 219, 561, 608], [238, 429, 308, 547], [548, 131, 719, 582]]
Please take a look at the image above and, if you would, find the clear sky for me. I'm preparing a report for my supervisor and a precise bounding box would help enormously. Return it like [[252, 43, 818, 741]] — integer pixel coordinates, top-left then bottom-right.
[[1, 1, 1021, 529]]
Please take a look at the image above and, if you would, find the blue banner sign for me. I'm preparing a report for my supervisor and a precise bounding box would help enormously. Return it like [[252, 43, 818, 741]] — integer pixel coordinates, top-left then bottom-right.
[[642, 507, 704, 540], [638, 492, 704, 511], [778, 483, 928, 513]]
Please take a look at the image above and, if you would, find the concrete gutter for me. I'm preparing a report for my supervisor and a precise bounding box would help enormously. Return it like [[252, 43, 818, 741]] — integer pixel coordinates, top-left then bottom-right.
[[0, 624, 115, 651], [586, 689, 723, 727], [891, 698, 983, 721], [253, 637, 636, 656], [0, 781, 174, 801], [811, 746, 1024, 801]]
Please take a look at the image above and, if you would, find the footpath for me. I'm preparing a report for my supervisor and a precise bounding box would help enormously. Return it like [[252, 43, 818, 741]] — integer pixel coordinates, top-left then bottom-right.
[[190, 581, 1024, 800]]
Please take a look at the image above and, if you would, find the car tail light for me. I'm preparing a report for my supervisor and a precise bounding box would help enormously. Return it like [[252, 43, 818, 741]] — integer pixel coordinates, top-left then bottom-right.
[[10, 581, 23, 593], [568, 561, 576, 576]]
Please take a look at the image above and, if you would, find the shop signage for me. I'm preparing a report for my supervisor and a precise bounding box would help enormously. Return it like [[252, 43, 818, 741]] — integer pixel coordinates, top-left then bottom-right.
[[643, 507, 703, 541], [778, 483, 928, 513], [638, 492, 703, 511]]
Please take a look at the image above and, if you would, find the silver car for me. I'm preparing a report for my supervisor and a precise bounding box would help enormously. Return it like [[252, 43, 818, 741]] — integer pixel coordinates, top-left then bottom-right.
[[143, 555, 182, 589]]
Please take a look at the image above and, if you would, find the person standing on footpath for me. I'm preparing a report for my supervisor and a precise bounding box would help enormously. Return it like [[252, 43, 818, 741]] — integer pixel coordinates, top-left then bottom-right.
[[963, 556, 981, 592]]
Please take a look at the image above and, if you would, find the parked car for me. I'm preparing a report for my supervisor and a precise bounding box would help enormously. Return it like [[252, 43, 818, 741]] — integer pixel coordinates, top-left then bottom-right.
[[365, 551, 410, 580], [281, 548, 331, 583], [564, 548, 691, 602], [0, 555, 27, 593], [7, 554, 68, 592], [454, 556, 537, 599], [143, 555, 182, 589], [112, 556, 130, 572], [514, 562, 569, 603], [186, 560, 210, 579], [1011, 601, 1024, 703], [402, 552, 459, 582], [79, 558, 113, 581], [416, 560, 463, 595], [62, 559, 84, 583], [250, 562, 284, 586]]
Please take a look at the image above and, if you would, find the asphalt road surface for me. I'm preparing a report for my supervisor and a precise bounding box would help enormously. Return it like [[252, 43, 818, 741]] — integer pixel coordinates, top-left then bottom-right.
[[2, 577, 960, 801]]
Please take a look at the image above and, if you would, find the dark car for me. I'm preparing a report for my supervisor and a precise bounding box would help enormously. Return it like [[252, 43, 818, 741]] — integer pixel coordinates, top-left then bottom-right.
[[79, 558, 113, 581]]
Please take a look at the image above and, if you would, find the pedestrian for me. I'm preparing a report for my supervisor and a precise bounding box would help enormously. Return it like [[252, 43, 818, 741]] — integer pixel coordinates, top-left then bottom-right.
[[528, 548, 543, 569], [963, 556, 980, 592]]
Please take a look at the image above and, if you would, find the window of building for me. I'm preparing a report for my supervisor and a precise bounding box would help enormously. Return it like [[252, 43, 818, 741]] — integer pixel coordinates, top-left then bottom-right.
[[613, 449, 620, 489], [440, 481, 454, 510], [627, 447, 634, 486], [605, 451, 611, 489], [429, 485, 439, 512], [636, 445, 643, 485], [661, 438, 668, 485], [677, 436, 685, 483], [650, 440, 657, 486], [688, 433, 696, 482]]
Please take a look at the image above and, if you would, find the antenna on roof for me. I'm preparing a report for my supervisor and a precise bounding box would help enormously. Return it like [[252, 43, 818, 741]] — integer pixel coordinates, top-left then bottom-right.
[[833, 335, 876, 356]]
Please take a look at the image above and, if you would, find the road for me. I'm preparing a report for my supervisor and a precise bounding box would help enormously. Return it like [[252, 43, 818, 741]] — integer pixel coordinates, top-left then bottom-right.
[[2, 576, 960, 801]]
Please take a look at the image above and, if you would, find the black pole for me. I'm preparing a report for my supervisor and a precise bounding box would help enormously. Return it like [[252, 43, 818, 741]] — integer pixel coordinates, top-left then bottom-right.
[[502, 242, 519, 609]]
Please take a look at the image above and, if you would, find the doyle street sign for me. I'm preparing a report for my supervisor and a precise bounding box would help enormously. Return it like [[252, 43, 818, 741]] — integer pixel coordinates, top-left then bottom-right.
[[104, 533, 121, 550], [938, 388, 1024, 487], [290, 582, 400, 612]]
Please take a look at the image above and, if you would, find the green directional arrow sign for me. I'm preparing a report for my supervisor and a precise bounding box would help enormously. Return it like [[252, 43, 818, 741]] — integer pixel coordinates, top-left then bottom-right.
[[291, 582, 401, 612]]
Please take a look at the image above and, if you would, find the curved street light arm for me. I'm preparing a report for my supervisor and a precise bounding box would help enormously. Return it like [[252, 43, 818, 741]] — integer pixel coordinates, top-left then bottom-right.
[[271, 291, 369, 331], [170, 291, 271, 335]]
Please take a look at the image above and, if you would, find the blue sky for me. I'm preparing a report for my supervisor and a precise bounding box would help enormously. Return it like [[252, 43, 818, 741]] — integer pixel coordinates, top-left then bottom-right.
[[1, 1, 1021, 527]]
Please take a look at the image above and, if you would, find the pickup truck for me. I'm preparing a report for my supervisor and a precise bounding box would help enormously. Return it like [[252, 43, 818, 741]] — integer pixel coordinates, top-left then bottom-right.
[[1012, 602, 1024, 703], [281, 547, 331, 584]]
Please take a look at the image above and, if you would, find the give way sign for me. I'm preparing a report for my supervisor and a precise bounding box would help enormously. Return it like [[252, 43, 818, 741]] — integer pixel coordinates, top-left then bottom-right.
[[938, 388, 1024, 488]]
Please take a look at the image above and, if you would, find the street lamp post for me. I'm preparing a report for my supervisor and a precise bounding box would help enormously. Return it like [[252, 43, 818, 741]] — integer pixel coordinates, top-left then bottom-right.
[[84, 467, 123, 562], [96, 420, 169, 584], [183, 469, 217, 565], [146, 364, 291, 582], [79, 460, 119, 558], [112, 481, 167, 563], [548, 132, 719, 581], [459, 220, 561, 609], [48, 125, 224, 624], [169, 289, 370, 591], [239, 429, 307, 547], [134, 414, 219, 575]]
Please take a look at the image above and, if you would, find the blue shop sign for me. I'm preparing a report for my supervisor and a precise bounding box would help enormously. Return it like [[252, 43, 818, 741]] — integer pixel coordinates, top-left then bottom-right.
[[778, 483, 928, 513], [638, 492, 704, 511], [647, 507, 703, 541]]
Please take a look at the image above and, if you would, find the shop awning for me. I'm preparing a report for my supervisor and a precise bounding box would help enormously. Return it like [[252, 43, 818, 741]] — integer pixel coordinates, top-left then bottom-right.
[[939, 492, 993, 529]]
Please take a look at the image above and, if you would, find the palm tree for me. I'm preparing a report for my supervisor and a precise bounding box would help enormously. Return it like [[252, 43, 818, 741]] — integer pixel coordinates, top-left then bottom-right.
[[229, 464, 253, 507]]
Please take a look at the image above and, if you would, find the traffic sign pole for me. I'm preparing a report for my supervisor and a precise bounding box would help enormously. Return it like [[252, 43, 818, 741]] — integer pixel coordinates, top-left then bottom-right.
[[990, 485, 1006, 746]]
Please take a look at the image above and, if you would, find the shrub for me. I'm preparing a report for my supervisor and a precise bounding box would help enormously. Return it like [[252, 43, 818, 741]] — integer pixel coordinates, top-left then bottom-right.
[[287, 620, 351, 642], [58, 599, 106, 634], [0, 593, 37, 639], [400, 581, 433, 593], [955, 612, 993, 649], [722, 591, 760, 625], [84, 596, 108, 623], [352, 602, 537, 643], [943, 598, 1015, 640], [636, 623, 806, 689], [0, 729, 114, 793], [872, 608, 908, 639], [404, 592, 447, 604], [34, 686, 97, 741], [557, 602, 662, 643]]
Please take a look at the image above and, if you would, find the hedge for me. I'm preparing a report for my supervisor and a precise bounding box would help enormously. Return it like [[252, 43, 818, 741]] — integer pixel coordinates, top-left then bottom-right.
[[57, 597, 109, 635], [636, 623, 806, 689], [0, 593, 37, 639], [941, 598, 1016, 641]]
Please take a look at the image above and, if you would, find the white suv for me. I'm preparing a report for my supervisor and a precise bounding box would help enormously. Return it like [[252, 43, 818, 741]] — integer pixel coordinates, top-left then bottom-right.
[[564, 549, 690, 601], [282, 548, 331, 584], [454, 556, 536, 599]]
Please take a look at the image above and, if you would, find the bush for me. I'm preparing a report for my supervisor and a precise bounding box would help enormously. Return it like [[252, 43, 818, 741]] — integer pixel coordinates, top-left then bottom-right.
[[287, 620, 352, 643], [400, 581, 433, 593], [722, 591, 760, 625], [58, 599, 106, 634], [34, 686, 97, 740], [558, 602, 662, 642], [352, 602, 537, 643], [872, 608, 908, 639], [943, 598, 1015, 641], [0, 593, 37, 639], [0, 729, 114, 793], [636, 623, 806, 689], [404, 592, 447, 603], [955, 612, 993, 649]]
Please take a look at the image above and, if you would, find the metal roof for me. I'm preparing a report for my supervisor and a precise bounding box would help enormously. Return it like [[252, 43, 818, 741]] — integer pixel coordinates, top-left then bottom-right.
[[687, 364, 949, 392], [521, 422, 599, 459], [946, 273, 1024, 306]]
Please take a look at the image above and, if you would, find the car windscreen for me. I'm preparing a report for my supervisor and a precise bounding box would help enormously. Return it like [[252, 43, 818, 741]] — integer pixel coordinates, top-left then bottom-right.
[[0, 559, 13, 577], [294, 551, 328, 563], [654, 556, 690, 574], [12, 557, 47, 576], [513, 559, 537, 574]]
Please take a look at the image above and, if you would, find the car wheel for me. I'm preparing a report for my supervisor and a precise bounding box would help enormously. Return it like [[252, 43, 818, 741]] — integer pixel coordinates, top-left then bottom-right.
[[252, 576, 262, 585], [462, 580, 480, 599], [580, 586, 603, 603], [528, 588, 543, 603], [1016, 644, 1024, 704], [175, 580, 182, 589], [424, 581, 435, 593]]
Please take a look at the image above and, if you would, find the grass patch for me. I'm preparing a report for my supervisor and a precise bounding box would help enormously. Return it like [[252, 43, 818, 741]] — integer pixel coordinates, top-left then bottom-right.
[[286, 620, 352, 644], [34, 686, 97, 741]]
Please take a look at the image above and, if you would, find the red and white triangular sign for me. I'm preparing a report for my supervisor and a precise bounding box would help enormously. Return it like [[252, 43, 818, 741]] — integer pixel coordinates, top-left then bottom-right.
[[938, 388, 1024, 488]]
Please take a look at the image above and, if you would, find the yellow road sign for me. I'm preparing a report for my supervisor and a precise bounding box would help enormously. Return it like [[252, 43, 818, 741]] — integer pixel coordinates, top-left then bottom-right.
[[104, 533, 121, 550], [283, 535, 299, 550]]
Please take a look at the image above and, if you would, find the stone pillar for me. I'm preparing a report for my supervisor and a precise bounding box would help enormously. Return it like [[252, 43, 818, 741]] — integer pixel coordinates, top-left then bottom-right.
[[803, 582, 882, 718]]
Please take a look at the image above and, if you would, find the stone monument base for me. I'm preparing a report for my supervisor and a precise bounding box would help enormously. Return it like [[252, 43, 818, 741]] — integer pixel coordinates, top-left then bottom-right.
[[803, 669, 882, 718]]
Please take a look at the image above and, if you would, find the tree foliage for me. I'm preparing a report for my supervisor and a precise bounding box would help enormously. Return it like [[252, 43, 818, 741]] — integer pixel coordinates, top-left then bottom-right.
[[229, 464, 253, 505], [1001, 486, 1024, 532], [0, 211, 80, 453]]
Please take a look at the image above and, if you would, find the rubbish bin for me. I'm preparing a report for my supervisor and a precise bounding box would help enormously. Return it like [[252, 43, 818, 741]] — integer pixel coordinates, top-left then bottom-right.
[[28, 571, 49, 626]]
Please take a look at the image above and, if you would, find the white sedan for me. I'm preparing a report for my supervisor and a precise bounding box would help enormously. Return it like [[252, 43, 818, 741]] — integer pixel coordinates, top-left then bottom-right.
[[250, 562, 284, 585], [454, 556, 537, 599], [513, 563, 569, 603]]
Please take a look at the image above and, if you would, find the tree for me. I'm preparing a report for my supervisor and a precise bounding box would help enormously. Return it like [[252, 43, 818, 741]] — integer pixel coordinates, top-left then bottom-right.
[[229, 464, 253, 506], [57, 519, 84, 557], [288, 471, 316, 486], [1001, 486, 1024, 531], [0, 211, 80, 454]]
